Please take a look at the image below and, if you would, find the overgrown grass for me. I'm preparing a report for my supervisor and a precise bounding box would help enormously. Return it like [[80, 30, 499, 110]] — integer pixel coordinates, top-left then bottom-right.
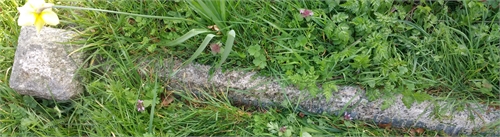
[[1, 0, 499, 136]]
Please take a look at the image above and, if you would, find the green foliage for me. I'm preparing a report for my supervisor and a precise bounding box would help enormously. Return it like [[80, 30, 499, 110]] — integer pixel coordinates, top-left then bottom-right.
[[163, 29, 212, 47], [289, 67, 320, 96], [402, 90, 433, 109], [322, 81, 338, 100], [187, 0, 229, 29], [248, 45, 267, 69], [2, 0, 500, 136], [0, 0, 19, 83], [350, 54, 371, 69], [471, 79, 495, 97], [216, 30, 236, 68]]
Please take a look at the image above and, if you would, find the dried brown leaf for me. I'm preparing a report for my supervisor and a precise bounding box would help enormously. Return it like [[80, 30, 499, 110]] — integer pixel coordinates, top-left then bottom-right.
[[298, 112, 305, 118], [208, 25, 220, 31], [237, 110, 252, 117], [160, 92, 174, 107], [128, 18, 136, 25], [150, 36, 160, 43], [377, 123, 392, 129], [409, 129, 416, 137], [415, 128, 425, 134]]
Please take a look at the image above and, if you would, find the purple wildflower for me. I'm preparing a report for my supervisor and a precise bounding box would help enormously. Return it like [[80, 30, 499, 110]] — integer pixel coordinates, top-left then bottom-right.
[[344, 112, 352, 120], [279, 126, 287, 133], [137, 100, 145, 112], [210, 43, 221, 54], [299, 9, 314, 17]]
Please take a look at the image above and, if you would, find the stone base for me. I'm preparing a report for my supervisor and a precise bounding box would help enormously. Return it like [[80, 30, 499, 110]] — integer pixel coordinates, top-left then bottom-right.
[[9, 26, 84, 101]]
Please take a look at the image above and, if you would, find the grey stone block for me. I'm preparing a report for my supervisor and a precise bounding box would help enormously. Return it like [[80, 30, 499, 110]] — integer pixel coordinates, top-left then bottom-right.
[[9, 26, 84, 101]]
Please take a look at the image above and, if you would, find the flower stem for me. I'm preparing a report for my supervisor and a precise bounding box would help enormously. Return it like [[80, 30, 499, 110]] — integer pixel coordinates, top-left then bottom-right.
[[52, 5, 195, 22], [36, 6, 53, 13]]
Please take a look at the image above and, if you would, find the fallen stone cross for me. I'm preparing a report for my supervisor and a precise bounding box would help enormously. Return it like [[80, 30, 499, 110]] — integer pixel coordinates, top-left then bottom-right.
[[139, 59, 500, 135]]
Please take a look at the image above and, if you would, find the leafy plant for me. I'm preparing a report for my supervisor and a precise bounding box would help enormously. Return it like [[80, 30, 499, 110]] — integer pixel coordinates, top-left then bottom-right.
[[248, 45, 267, 69], [187, 0, 230, 30]]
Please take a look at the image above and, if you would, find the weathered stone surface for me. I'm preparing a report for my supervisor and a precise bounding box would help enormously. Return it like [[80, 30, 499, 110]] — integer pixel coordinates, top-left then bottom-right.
[[132, 58, 500, 135], [9, 26, 84, 101]]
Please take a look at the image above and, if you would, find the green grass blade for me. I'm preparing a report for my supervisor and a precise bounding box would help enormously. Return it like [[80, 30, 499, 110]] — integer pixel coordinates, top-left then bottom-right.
[[220, 0, 226, 23], [264, 37, 310, 67], [148, 82, 158, 134], [183, 34, 216, 66], [164, 29, 212, 47], [258, 16, 290, 36], [444, 25, 471, 44], [169, 34, 216, 77], [52, 5, 195, 23], [197, 0, 217, 20], [216, 30, 235, 69], [396, 20, 430, 36], [188, 0, 226, 28]]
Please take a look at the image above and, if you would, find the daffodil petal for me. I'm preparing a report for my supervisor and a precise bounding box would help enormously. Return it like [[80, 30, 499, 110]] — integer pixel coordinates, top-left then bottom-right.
[[41, 10, 59, 25], [17, 5, 35, 13], [17, 11, 36, 26], [17, 0, 58, 34], [27, 0, 46, 9], [34, 16, 45, 34]]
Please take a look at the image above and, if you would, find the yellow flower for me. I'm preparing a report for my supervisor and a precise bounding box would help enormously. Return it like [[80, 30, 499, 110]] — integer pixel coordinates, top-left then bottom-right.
[[17, 0, 59, 34]]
